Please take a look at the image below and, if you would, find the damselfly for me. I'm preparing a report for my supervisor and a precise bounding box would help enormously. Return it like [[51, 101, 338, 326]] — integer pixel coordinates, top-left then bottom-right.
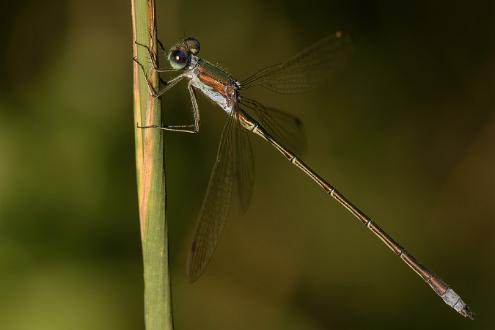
[[134, 32, 474, 319]]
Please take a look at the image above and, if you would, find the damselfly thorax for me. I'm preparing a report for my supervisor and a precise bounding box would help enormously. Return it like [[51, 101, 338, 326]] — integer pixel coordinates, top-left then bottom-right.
[[189, 60, 240, 114]]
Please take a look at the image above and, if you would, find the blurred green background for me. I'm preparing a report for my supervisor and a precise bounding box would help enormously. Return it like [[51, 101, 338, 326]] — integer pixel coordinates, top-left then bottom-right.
[[0, 0, 493, 329]]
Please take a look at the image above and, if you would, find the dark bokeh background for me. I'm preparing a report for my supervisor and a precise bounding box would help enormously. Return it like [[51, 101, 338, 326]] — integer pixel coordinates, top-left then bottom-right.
[[0, 0, 493, 329]]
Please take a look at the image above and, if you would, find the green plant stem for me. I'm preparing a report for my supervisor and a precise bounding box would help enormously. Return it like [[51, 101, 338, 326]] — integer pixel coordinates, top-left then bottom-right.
[[131, 0, 173, 329]]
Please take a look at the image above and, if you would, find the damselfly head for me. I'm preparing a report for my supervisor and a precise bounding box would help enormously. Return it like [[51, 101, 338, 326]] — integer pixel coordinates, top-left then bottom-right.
[[168, 37, 201, 70]]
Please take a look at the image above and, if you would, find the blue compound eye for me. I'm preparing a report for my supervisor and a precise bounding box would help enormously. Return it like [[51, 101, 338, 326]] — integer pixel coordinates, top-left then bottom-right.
[[169, 49, 189, 69]]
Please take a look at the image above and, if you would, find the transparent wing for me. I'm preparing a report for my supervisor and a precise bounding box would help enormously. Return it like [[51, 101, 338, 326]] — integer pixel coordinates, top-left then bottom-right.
[[188, 117, 236, 282], [240, 97, 306, 156], [233, 110, 255, 213], [241, 31, 351, 94], [188, 114, 255, 281]]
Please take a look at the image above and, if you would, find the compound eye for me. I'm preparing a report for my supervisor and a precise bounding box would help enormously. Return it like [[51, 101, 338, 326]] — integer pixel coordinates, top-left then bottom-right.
[[183, 37, 200, 55], [169, 49, 189, 69]]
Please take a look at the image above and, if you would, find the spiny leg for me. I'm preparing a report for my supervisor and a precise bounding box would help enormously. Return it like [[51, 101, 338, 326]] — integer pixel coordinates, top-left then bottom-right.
[[135, 30, 163, 70], [187, 81, 200, 132], [135, 41, 160, 71], [156, 37, 165, 52], [146, 30, 166, 60], [135, 41, 176, 85], [133, 57, 200, 133], [133, 57, 184, 98], [137, 123, 198, 134], [135, 41, 177, 73], [136, 81, 201, 133]]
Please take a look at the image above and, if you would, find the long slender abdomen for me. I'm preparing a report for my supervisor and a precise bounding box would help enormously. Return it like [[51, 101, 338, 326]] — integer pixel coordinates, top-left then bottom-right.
[[238, 111, 474, 319]]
